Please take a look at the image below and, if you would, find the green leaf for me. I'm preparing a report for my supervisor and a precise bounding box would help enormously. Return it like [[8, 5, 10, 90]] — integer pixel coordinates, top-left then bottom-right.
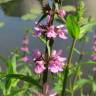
[[39, 35, 47, 44], [0, 80, 5, 93], [81, 61, 96, 65], [66, 15, 80, 39], [7, 53, 17, 74], [93, 82, 96, 93], [5, 88, 26, 96], [73, 79, 89, 91], [79, 22, 96, 39], [0, 72, 6, 79], [6, 53, 18, 92], [5, 74, 41, 89], [74, 48, 81, 55]]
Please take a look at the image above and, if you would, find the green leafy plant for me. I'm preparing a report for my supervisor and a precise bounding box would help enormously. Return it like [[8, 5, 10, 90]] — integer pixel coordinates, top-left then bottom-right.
[[0, 0, 96, 96]]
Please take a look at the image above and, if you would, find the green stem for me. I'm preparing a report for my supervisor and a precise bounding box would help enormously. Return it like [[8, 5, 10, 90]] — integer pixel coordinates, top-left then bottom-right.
[[71, 35, 87, 95], [61, 38, 76, 96]]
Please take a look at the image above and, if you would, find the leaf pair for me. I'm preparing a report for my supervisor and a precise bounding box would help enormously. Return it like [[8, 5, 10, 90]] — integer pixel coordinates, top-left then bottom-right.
[[66, 15, 95, 39]]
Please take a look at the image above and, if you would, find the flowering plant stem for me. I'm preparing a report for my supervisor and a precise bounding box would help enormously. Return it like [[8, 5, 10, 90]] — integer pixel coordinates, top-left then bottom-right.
[[42, 44, 49, 85], [42, 39, 54, 85], [61, 38, 77, 96], [42, 1, 55, 85]]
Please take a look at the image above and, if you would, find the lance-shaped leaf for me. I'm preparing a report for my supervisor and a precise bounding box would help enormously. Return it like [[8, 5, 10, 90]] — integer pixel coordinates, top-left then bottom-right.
[[5, 74, 42, 89], [66, 15, 80, 39], [6, 54, 18, 94], [79, 22, 96, 39], [73, 79, 90, 91], [93, 82, 96, 93], [80, 61, 96, 65], [39, 35, 47, 44]]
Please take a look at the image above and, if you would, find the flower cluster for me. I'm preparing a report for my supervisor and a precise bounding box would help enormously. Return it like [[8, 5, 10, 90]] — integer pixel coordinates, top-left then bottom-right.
[[58, 8, 66, 17], [91, 35, 96, 61], [48, 50, 66, 73], [34, 4, 67, 39], [20, 32, 30, 62], [33, 49, 66, 74], [32, 49, 46, 74], [34, 24, 67, 39], [20, 32, 29, 53]]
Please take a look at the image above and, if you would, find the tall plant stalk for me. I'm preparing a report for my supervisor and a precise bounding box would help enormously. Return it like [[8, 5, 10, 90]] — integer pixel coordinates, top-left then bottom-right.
[[42, 39, 53, 82], [42, 44, 49, 85], [61, 38, 77, 96], [42, 11, 55, 86]]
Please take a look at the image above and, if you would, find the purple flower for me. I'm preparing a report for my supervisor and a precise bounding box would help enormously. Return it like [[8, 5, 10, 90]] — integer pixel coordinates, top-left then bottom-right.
[[32, 49, 42, 60], [35, 60, 45, 74], [92, 46, 96, 52], [32, 49, 45, 74], [56, 25, 67, 39], [58, 9, 66, 17], [32, 49, 66, 74], [47, 15, 51, 23], [48, 50, 66, 73], [46, 26, 57, 38], [34, 22, 68, 40], [91, 55, 96, 61], [34, 26, 43, 36], [20, 47, 29, 52], [46, 25, 67, 39], [20, 32, 29, 52], [21, 56, 30, 62]]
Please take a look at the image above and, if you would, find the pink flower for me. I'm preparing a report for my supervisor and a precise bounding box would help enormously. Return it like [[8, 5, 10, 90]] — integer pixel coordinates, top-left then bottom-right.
[[47, 15, 51, 23], [32, 49, 45, 74], [92, 46, 96, 52], [56, 25, 67, 39], [46, 26, 57, 38], [48, 50, 66, 73], [34, 26, 44, 37], [35, 60, 45, 74], [20, 32, 29, 52], [91, 55, 96, 61], [21, 56, 30, 62], [32, 49, 42, 60], [58, 9, 66, 17], [21, 47, 29, 52], [34, 23, 68, 40]]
